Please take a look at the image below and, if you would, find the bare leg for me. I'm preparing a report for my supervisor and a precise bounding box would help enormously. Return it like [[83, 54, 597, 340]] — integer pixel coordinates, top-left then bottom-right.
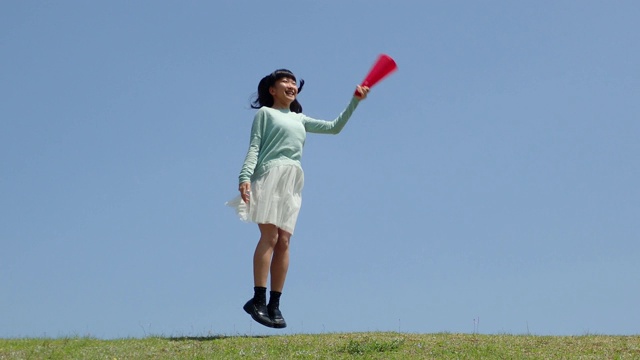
[[253, 224, 279, 287], [270, 228, 291, 292]]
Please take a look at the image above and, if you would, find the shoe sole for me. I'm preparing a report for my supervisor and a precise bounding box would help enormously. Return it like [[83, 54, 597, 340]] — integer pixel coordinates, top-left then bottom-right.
[[271, 321, 287, 329]]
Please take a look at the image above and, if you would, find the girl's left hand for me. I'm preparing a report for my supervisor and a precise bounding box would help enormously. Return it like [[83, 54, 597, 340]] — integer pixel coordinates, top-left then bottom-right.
[[355, 85, 370, 100]]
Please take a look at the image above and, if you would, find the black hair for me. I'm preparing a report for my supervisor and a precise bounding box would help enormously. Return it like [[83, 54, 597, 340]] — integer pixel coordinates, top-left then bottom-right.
[[251, 69, 305, 113]]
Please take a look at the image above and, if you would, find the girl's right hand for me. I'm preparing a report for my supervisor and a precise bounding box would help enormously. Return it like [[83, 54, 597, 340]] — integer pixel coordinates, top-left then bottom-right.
[[239, 182, 251, 204]]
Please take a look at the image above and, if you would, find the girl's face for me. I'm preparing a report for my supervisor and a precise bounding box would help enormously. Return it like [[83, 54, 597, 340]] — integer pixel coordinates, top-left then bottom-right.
[[269, 77, 297, 109]]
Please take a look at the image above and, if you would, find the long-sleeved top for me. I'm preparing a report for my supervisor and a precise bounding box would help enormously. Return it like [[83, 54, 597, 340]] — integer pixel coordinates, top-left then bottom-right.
[[238, 97, 360, 184]]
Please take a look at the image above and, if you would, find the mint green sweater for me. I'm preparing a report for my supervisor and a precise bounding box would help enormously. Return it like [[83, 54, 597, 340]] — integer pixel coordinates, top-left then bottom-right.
[[239, 97, 360, 184]]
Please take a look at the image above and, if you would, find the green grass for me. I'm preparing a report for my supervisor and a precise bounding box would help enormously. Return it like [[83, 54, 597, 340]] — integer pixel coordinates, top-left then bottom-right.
[[1, 332, 639, 359]]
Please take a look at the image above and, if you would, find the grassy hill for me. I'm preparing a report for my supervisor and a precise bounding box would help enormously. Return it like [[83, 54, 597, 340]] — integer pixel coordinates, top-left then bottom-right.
[[1, 332, 639, 359]]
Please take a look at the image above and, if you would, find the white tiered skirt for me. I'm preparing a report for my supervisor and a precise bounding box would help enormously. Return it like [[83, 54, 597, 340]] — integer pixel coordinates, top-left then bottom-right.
[[226, 165, 304, 234]]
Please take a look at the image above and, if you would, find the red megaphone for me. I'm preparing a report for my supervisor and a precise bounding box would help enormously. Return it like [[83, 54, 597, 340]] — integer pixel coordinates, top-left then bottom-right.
[[355, 54, 398, 96]]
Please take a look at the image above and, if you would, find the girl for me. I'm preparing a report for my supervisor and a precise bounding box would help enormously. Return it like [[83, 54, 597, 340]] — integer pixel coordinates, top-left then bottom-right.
[[227, 69, 369, 328]]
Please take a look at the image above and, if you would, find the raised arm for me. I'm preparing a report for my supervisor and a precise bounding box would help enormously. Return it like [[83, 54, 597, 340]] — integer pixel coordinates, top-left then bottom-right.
[[303, 85, 369, 135]]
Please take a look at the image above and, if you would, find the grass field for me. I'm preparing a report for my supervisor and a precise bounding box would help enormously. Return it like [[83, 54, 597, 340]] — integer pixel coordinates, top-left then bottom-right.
[[1, 332, 639, 359]]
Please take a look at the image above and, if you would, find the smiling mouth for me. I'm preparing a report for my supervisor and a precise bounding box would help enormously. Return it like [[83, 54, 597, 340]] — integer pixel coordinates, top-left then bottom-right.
[[285, 90, 296, 96]]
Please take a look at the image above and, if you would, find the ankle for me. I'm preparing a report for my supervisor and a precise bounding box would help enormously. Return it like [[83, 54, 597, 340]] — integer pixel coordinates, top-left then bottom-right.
[[268, 291, 282, 309], [253, 286, 267, 306]]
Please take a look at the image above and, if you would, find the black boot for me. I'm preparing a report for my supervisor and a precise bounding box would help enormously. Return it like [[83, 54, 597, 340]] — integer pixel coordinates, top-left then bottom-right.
[[267, 291, 287, 329], [243, 287, 275, 328]]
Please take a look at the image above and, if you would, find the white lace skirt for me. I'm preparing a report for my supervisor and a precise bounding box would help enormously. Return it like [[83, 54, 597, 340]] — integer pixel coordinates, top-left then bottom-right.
[[226, 165, 304, 234]]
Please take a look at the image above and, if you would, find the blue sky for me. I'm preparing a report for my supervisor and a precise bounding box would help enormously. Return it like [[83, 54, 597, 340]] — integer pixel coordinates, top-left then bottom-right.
[[1, 1, 638, 338]]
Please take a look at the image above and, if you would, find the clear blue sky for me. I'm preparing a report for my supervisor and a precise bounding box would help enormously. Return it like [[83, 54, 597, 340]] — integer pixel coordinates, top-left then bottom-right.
[[1, 1, 638, 338]]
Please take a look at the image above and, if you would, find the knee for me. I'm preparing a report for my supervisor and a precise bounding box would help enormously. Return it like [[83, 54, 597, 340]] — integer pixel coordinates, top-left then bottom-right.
[[275, 234, 290, 251], [259, 225, 279, 248], [261, 234, 278, 248]]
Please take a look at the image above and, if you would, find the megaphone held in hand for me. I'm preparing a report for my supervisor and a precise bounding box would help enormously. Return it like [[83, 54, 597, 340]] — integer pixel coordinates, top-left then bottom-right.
[[355, 54, 398, 96]]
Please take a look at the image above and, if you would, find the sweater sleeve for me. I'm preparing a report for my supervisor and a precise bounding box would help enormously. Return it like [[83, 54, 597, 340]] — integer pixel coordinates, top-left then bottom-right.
[[238, 109, 265, 184], [302, 97, 360, 135]]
